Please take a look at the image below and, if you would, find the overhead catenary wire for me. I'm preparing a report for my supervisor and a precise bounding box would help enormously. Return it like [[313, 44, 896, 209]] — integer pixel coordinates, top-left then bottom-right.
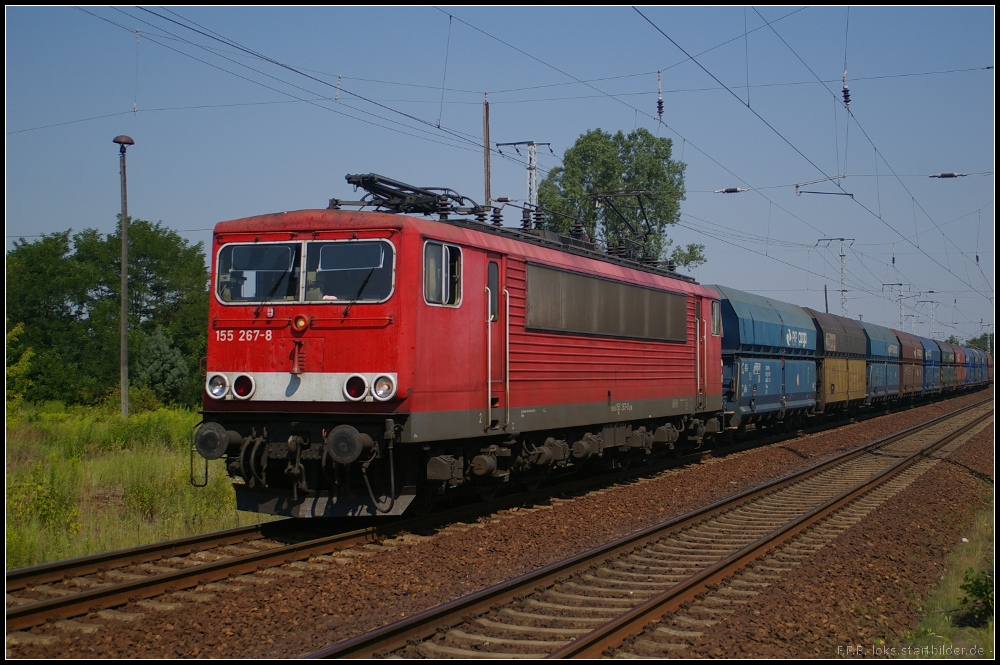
[[636, 7, 993, 310], [133, 7, 492, 153], [146, 7, 556, 182], [35, 7, 988, 336], [19, 3, 996, 296], [78, 7, 475, 153], [748, 6, 993, 305]]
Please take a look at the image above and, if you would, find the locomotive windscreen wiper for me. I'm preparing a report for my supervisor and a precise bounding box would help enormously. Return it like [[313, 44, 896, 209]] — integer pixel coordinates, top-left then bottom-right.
[[254, 264, 295, 318], [342, 267, 376, 318]]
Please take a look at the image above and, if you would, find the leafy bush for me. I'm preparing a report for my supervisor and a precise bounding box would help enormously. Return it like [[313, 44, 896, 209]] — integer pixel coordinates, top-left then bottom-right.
[[959, 564, 994, 626]]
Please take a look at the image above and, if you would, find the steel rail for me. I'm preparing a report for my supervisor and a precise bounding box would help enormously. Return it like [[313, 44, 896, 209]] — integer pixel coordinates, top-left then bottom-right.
[[5, 524, 382, 632], [5, 521, 288, 592]]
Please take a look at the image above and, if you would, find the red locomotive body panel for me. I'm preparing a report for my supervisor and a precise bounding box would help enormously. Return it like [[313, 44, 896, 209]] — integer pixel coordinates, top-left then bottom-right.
[[400, 216, 724, 443], [204, 210, 722, 441]]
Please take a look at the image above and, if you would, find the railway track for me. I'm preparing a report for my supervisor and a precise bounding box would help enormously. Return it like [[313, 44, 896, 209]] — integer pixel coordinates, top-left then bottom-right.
[[5, 395, 988, 649], [4, 518, 393, 633], [308, 398, 992, 658], [1, 412, 782, 636], [2, 447, 719, 636]]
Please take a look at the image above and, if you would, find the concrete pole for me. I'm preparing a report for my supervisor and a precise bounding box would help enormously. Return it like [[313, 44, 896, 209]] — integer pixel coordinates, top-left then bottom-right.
[[114, 135, 134, 417]]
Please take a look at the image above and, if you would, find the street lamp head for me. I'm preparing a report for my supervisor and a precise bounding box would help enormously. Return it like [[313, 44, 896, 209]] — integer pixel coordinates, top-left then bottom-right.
[[113, 135, 134, 154]]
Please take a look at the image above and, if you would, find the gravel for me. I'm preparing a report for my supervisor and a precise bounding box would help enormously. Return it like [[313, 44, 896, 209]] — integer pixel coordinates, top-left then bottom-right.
[[675, 424, 994, 659]]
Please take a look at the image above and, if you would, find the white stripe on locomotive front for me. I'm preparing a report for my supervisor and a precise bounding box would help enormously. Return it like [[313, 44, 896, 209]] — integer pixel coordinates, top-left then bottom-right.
[[206, 371, 397, 402]]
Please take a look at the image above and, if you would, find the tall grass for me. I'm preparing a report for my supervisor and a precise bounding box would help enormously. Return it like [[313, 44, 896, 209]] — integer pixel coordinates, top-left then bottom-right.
[[5, 401, 272, 569]]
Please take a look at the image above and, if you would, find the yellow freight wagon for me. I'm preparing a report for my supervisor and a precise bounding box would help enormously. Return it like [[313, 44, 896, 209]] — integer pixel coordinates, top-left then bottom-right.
[[805, 309, 867, 414]]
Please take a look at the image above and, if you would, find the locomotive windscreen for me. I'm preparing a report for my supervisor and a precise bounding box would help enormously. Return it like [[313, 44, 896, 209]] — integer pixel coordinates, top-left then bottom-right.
[[525, 263, 688, 342], [217, 242, 300, 302], [306, 240, 394, 302], [216, 239, 395, 303]]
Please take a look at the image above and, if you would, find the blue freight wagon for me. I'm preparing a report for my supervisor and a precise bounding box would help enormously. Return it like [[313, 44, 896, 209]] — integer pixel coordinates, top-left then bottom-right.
[[914, 335, 941, 394], [710, 285, 817, 430], [858, 321, 900, 403]]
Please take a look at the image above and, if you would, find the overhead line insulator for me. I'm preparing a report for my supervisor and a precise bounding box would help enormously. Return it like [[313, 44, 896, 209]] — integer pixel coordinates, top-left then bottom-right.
[[657, 70, 664, 122]]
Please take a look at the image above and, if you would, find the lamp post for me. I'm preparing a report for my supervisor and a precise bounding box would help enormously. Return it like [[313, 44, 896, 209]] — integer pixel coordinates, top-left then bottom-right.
[[114, 135, 134, 417]]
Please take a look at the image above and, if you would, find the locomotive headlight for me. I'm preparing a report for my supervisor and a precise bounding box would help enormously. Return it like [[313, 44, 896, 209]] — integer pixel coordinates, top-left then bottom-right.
[[207, 374, 229, 399], [343, 375, 368, 401], [292, 314, 310, 332], [373, 375, 396, 401], [232, 374, 255, 399]]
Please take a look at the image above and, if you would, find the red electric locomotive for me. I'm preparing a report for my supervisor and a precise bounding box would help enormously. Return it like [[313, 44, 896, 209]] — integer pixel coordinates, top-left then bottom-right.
[[192, 175, 724, 517]]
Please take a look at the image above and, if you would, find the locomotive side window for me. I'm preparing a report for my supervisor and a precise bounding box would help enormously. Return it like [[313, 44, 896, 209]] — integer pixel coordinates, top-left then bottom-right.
[[424, 241, 462, 306], [217, 243, 301, 302], [711, 300, 722, 336], [526, 263, 687, 342], [305, 240, 394, 302], [488, 261, 499, 321]]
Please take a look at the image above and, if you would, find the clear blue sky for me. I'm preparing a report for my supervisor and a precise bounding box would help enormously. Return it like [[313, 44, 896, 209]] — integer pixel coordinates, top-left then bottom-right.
[[6, 6, 994, 342]]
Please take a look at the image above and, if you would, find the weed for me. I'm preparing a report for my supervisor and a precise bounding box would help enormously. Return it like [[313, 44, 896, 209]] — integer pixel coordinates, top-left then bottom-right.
[[7, 455, 82, 532], [5, 403, 272, 569]]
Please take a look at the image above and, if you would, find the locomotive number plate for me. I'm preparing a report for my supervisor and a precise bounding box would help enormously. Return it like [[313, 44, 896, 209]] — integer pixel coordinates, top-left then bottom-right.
[[215, 329, 273, 342]]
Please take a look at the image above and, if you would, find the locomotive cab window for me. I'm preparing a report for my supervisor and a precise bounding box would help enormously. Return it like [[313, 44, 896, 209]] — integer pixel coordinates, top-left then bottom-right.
[[711, 300, 722, 336], [424, 241, 462, 306], [217, 243, 301, 302], [305, 240, 394, 302]]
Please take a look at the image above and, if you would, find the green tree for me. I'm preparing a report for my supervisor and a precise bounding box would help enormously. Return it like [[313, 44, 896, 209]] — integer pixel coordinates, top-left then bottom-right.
[[6, 220, 208, 405], [6, 232, 95, 401], [135, 326, 190, 405], [538, 128, 704, 269], [965, 332, 993, 354]]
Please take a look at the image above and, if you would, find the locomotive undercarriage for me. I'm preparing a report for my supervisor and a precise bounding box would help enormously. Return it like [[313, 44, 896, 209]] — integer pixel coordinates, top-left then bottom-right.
[[193, 414, 417, 517], [193, 412, 723, 517]]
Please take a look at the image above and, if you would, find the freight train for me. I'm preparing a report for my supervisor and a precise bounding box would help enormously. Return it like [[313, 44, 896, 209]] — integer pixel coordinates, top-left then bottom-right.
[[190, 174, 992, 517]]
